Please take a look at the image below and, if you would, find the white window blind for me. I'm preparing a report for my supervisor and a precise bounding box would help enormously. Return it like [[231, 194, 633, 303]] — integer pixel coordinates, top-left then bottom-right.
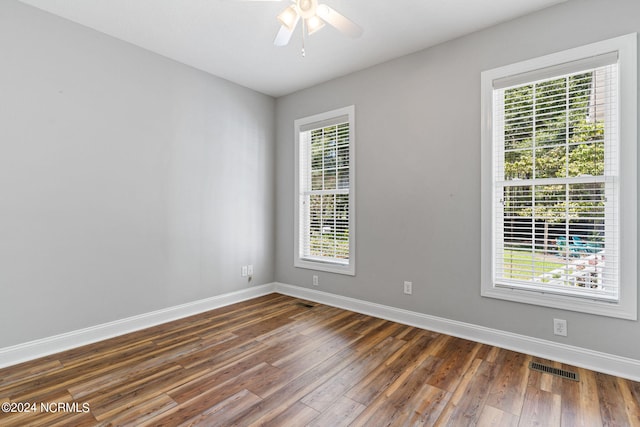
[[493, 61, 619, 301], [295, 106, 355, 275]]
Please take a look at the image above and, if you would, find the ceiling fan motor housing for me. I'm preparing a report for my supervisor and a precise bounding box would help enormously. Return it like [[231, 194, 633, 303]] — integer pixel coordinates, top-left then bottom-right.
[[296, 0, 318, 19]]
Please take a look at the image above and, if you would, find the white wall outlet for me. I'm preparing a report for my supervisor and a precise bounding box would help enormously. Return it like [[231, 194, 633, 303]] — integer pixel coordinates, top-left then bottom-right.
[[553, 318, 567, 336], [247, 265, 254, 275], [241, 266, 248, 277], [312, 275, 319, 286], [404, 281, 412, 295]]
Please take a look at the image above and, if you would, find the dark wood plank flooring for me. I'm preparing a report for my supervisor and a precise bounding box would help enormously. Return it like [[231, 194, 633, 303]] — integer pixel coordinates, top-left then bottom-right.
[[1, 294, 639, 426]]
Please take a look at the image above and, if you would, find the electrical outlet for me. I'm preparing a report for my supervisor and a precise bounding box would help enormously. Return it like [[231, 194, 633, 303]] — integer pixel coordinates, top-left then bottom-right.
[[553, 318, 567, 336], [241, 266, 248, 277], [312, 275, 319, 286], [403, 281, 412, 295], [247, 265, 254, 275]]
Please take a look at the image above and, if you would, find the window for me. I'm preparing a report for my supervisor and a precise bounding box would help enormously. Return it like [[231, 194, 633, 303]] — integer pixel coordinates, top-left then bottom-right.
[[481, 34, 637, 319], [294, 106, 355, 275]]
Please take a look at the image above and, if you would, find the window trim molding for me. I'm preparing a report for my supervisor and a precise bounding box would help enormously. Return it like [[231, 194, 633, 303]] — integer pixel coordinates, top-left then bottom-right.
[[481, 34, 637, 320], [294, 105, 356, 276]]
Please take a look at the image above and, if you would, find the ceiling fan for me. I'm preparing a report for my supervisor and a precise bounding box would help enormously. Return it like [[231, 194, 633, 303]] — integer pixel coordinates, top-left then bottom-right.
[[237, 0, 363, 54]]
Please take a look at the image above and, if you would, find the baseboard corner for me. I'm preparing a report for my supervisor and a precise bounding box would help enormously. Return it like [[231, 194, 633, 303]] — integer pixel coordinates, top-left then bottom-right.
[[0, 283, 277, 369]]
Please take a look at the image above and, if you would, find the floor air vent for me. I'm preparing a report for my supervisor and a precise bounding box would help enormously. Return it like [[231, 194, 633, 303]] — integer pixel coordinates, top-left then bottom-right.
[[529, 361, 579, 381]]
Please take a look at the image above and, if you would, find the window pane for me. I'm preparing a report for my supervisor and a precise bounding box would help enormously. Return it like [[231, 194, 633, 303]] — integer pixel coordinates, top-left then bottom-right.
[[504, 85, 534, 151], [535, 78, 567, 147], [499, 181, 606, 287], [335, 194, 350, 260], [311, 143, 323, 171], [324, 146, 336, 169], [337, 145, 349, 168], [503, 185, 533, 219], [311, 171, 323, 191], [309, 195, 322, 254], [304, 192, 351, 260], [535, 146, 566, 178], [568, 72, 593, 127], [323, 168, 336, 190], [568, 142, 604, 177], [338, 168, 349, 189], [504, 149, 532, 180]]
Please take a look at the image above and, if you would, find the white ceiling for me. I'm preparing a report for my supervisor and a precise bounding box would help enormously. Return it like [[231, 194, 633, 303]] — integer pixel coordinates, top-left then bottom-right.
[[19, 0, 567, 97]]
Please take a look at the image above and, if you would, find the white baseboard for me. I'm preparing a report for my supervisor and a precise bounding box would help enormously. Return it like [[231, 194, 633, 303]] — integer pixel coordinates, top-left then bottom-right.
[[0, 283, 276, 369], [274, 282, 640, 382], [3, 281, 638, 382]]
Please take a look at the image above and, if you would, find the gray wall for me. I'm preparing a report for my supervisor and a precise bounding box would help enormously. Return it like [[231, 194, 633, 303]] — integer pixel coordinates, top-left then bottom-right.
[[275, 0, 640, 360], [0, 1, 275, 348]]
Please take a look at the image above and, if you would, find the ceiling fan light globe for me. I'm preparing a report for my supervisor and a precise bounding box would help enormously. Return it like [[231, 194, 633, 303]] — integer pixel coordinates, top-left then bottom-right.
[[305, 15, 325, 35], [277, 5, 299, 31], [316, 4, 330, 18]]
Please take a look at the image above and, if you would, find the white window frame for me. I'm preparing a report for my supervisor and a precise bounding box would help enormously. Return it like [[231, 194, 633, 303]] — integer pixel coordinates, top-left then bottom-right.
[[294, 105, 356, 275], [481, 34, 637, 320]]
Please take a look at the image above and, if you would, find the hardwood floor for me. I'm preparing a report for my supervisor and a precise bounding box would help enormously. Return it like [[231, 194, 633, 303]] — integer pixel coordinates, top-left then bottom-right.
[[1, 294, 639, 426]]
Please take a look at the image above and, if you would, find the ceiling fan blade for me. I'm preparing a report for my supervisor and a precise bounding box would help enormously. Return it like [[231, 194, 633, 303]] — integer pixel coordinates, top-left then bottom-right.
[[274, 24, 295, 46], [316, 5, 363, 38]]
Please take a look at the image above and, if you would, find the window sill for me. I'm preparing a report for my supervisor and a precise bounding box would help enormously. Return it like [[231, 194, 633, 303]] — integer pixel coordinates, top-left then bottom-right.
[[481, 285, 637, 320], [295, 258, 355, 276]]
